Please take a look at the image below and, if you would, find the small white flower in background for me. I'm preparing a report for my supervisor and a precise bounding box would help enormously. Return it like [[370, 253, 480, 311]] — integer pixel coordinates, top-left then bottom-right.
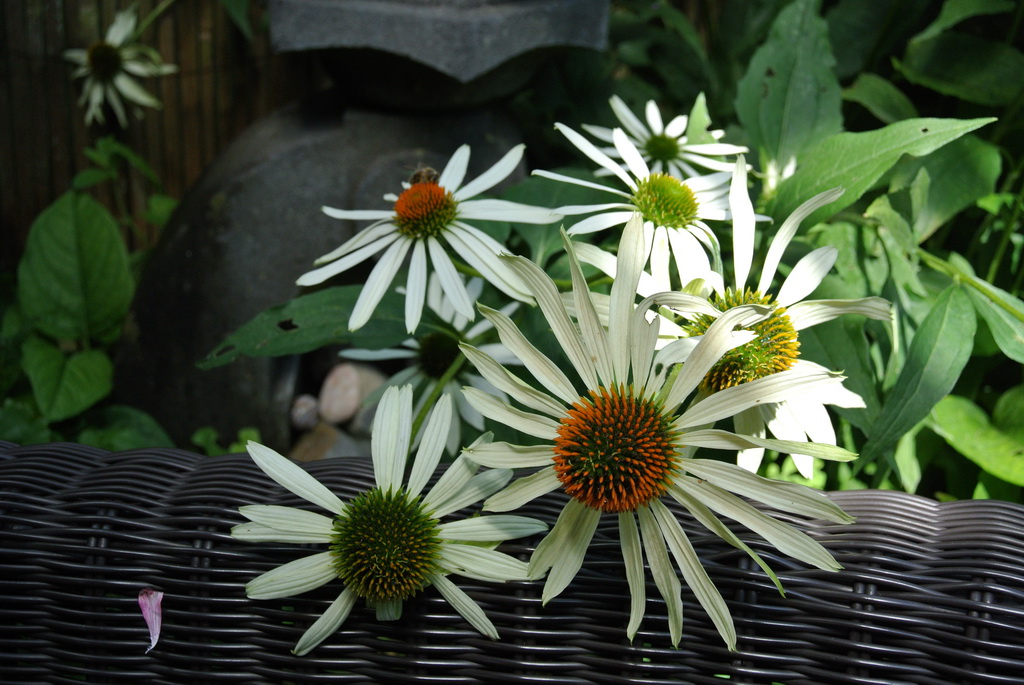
[[297, 144, 560, 333], [232, 386, 546, 655], [63, 7, 177, 127], [657, 157, 892, 478], [460, 213, 856, 649], [582, 94, 748, 179], [340, 275, 522, 454], [137, 587, 163, 654]]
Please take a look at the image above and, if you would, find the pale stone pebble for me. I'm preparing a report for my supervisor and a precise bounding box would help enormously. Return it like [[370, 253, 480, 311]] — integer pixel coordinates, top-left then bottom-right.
[[317, 362, 388, 425], [290, 393, 320, 431]]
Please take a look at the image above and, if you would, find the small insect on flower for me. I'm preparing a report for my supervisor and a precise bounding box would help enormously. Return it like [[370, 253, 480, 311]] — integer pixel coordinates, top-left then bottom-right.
[[409, 165, 440, 185]]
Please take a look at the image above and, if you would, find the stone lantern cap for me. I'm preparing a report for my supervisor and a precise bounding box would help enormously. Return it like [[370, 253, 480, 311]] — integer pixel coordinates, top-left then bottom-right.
[[268, 0, 609, 83]]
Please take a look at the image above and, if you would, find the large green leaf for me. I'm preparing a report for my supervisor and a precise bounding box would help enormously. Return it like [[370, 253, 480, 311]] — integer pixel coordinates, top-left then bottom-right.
[[17, 192, 134, 344], [22, 336, 113, 423], [946, 252, 1024, 363], [198, 285, 409, 370], [888, 135, 1001, 241], [897, 32, 1024, 106], [841, 73, 918, 124], [910, 0, 1015, 44], [929, 395, 1024, 487], [735, 0, 842, 171], [768, 116, 995, 226], [859, 285, 975, 466]]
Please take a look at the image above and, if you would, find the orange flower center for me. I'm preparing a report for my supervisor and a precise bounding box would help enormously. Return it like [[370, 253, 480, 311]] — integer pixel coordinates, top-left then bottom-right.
[[553, 384, 679, 513], [393, 181, 458, 239]]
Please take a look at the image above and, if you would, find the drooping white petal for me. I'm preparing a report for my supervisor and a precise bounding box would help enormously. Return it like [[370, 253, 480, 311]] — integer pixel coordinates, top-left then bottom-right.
[[774, 246, 838, 307], [447, 222, 531, 301], [430, 573, 499, 639], [650, 498, 736, 650], [531, 499, 601, 603], [246, 442, 346, 515], [407, 393, 453, 497], [460, 343, 566, 418], [483, 467, 561, 512], [427, 236, 476, 322], [563, 230, 614, 385], [681, 428, 855, 463], [757, 187, 844, 293], [349, 237, 412, 330], [637, 504, 683, 646], [619, 511, 646, 641], [371, 385, 413, 492], [245, 551, 337, 599], [681, 457, 854, 523], [113, 72, 160, 108], [292, 588, 357, 656]]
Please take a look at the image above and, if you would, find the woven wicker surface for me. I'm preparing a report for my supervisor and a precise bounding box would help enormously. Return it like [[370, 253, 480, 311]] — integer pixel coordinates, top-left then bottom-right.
[[1, 441, 1023, 684]]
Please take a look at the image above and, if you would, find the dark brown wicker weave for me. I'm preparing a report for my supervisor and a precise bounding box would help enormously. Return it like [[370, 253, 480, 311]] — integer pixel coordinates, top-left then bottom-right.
[[2, 441, 1022, 684]]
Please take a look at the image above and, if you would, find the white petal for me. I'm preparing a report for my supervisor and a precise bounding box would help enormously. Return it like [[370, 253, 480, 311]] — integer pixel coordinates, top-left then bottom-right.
[[427, 237, 476, 321], [407, 394, 453, 497], [237, 505, 335, 537], [650, 499, 736, 650], [619, 511, 646, 640], [246, 442, 346, 515], [430, 573, 499, 639], [613, 127, 651, 180], [439, 515, 547, 542], [459, 198, 558, 224], [422, 454, 478, 513], [297, 233, 398, 287], [757, 187, 844, 293], [728, 157, 754, 291], [438, 144, 470, 192], [564, 211, 636, 236], [292, 588, 357, 655], [311, 218, 394, 262], [447, 223, 532, 301], [644, 100, 665, 135], [438, 544, 531, 581], [636, 505, 683, 646], [460, 343, 567, 418], [774, 246, 838, 307], [349, 237, 411, 330], [530, 499, 601, 602], [371, 385, 413, 492], [402, 240, 428, 333], [230, 522, 331, 544], [531, 169, 630, 197], [430, 468, 513, 518], [681, 428, 855, 463], [462, 386, 559, 439], [462, 440, 554, 469], [483, 467, 561, 512], [554, 122, 637, 189], [732, 407, 767, 473], [787, 297, 892, 330], [564, 231, 614, 385], [245, 552, 337, 599], [320, 208, 392, 221], [454, 144, 524, 200]]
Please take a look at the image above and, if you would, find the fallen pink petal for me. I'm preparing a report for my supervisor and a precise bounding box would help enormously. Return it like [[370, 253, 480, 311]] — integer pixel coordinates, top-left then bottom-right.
[[138, 588, 164, 654]]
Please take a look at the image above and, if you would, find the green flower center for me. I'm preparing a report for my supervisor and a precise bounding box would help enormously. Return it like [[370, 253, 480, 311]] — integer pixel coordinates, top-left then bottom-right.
[[330, 488, 442, 602], [630, 172, 700, 229], [685, 289, 799, 392], [393, 181, 458, 239], [418, 332, 460, 379], [553, 384, 680, 513], [87, 42, 122, 81], [643, 133, 681, 165]]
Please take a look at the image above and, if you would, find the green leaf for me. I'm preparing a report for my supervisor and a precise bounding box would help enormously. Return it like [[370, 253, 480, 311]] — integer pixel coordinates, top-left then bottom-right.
[[22, 336, 113, 422], [910, 0, 1015, 44], [217, 0, 254, 41], [768, 116, 996, 226], [889, 135, 1001, 241], [684, 92, 717, 145], [198, 285, 409, 370], [0, 397, 57, 445], [77, 405, 174, 451], [994, 385, 1024, 444], [145, 193, 178, 228], [859, 285, 975, 466], [72, 167, 116, 190], [929, 395, 1024, 487], [896, 33, 1024, 106], [945, 252, 1024, 363], [735, 0, 842, 170], [841, 73, 918, 124], [17, 192, 134, 344], [893, 421, 925, 493]]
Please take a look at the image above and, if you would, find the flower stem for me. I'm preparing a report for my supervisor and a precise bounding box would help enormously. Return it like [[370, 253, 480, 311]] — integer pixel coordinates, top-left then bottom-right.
[[409, 352, 467, 442], [135, 0, 178, 40]]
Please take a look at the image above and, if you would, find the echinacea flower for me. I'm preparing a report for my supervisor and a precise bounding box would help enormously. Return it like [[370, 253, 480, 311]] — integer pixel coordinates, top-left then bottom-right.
[[582, 94, 748, 178], [232, 386, 546, 654], [63, 7, 177, 127], [297, 144, 559, 333], [660, 158, 891, 477], [460, 213, 855, 649], [340, 274, 522, 454]]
